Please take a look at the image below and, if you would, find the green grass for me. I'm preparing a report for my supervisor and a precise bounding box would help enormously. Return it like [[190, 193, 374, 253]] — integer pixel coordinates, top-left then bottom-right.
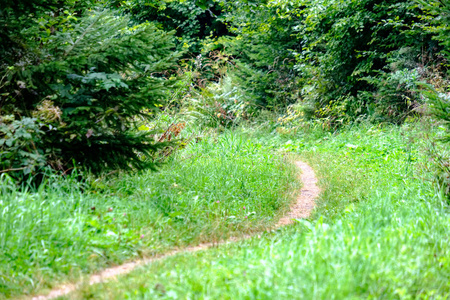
[[0, 130, 299, 298], [67, 122, 450, 299]]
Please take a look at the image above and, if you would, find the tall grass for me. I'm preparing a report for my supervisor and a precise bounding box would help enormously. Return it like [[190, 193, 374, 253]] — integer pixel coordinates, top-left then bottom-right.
[[0, 130, 298, 298], [69, 123, 450, 299]]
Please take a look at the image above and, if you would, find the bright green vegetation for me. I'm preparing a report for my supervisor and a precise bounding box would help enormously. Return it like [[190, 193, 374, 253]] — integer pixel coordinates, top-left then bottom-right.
[[67, 123, 450, 299], [2, 0, 450, 180], [0, 130, 299, 298], [1, 0, 450, 299]]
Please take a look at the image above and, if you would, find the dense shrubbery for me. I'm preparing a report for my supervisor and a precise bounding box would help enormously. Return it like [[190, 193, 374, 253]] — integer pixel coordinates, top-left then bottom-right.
[[119, 0, 228, 54], [0, 1, 179, 178], [1, 0, 449, 188], [218, 0, 440, 123], [216, 0, 302, 109], [296, 0, 433, 117]]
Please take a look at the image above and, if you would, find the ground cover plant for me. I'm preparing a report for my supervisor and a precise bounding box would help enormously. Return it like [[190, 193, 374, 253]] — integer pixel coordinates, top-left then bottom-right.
[[67, 123, 450, 299], [1, 0, 450, 299], [0, 129, 299, 298]]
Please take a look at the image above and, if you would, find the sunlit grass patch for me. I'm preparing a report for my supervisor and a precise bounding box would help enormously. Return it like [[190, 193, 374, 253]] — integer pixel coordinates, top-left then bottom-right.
[[0, 130, 298, 298], [68, 123, 450, 299]]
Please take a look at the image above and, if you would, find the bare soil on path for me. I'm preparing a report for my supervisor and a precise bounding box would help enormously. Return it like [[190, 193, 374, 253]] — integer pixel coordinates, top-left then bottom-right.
[[31, 160, 320, 300]]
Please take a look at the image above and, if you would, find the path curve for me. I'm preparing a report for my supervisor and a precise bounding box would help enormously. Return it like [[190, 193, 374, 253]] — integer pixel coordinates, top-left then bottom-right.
[[31, 161, 320, 300]]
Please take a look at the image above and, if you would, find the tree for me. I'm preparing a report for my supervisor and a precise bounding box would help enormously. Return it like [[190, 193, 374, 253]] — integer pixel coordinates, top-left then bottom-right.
[[119, 0, 228, 54], [216, 0, 303, 109], [0, 1, 180, 177]]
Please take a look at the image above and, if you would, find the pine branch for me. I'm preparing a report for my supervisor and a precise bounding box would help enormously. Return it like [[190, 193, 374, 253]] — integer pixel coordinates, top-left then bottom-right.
[[64, 13, 102, 58]]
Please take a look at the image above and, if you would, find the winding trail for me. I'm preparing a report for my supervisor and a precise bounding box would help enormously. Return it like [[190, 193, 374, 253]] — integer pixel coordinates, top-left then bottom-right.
[[31, 161, 319, 300]]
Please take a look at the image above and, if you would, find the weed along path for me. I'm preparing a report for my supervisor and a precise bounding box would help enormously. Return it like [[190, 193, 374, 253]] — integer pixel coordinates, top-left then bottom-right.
[[31, 161, 319, 300]]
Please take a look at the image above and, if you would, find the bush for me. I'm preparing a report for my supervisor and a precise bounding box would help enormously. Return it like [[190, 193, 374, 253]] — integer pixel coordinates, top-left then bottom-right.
[[0, 3, 180, 175], [218, 0, 437, 121], [120, 0, 228, 54], [295, 0, 435, 121], [218, 0, 302, 109], [363, 68, 422, 123], [0, 116, 47, 179]]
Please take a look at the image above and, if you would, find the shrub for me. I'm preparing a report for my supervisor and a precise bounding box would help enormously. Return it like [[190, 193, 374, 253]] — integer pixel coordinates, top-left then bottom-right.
[[295, 0, 435, 121], [217, 0, 436, 121], [120, 0, 228, 54], [218, 0, 302, 109], [363, 68, 422, 123], [0, 116, 47, 179], [0, 3, 180, 175]]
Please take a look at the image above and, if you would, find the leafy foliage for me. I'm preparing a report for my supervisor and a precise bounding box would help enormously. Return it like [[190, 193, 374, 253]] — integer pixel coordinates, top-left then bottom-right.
[[362, 68, 422, 123], [416, 0, 450, 60], [294, 0, 436, 121], [216, 0, 441, 122], [0, 3, 179, 176], [217, 0, 302, 108], [119, 0, 227, 54], [0, 116, 46, 176]]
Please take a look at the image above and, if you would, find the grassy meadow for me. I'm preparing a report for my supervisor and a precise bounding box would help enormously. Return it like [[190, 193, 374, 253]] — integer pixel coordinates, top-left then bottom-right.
[[64, 122, 450, 299], [0, 129, 299, 298]]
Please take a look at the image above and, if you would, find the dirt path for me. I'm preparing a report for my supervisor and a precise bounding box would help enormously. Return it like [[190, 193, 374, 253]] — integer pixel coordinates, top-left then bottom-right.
[[31, 160, 319, 300]]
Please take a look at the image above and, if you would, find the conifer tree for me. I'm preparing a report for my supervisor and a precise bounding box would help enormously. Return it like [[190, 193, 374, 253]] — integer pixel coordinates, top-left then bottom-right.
[[0, 2, 179, 175]]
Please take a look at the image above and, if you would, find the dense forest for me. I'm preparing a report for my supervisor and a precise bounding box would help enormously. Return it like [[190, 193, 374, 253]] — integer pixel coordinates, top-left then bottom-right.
[[0, 0, 449, 298]]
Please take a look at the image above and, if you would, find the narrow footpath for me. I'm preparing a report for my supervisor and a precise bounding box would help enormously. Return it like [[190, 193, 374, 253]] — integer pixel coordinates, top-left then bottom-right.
[[31, 161, 320, 300]]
